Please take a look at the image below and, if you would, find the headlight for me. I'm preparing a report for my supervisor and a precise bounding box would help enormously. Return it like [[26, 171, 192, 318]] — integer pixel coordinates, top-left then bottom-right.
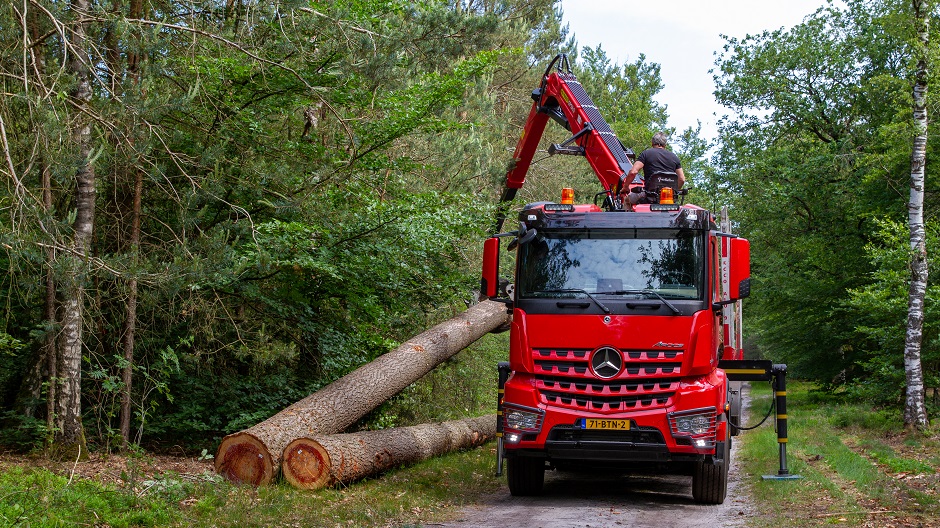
[[675, 414, 711, 435], [668, 407, 717, 439], [503, 404, 544, 433]]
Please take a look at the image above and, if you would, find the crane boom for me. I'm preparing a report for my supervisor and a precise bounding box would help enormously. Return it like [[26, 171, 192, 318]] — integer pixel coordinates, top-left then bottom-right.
[[497, 54, 635, 229]]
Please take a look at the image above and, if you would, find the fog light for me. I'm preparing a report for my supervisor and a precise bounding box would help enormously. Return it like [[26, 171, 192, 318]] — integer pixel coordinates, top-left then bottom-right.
[[506, 433, 521, 444]]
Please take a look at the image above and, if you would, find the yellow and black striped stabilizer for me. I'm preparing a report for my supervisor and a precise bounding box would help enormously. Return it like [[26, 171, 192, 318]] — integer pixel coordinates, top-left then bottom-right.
[[496, 361, 511, 434]]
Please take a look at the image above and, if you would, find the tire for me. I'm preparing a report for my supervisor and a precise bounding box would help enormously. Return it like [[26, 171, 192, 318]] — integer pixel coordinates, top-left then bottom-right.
[[692, 435, 729, 504], [506, 455, 545, 496]]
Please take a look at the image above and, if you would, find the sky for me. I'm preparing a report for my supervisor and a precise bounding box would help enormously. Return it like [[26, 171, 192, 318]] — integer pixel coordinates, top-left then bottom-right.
[[559, 0, 835, 143]]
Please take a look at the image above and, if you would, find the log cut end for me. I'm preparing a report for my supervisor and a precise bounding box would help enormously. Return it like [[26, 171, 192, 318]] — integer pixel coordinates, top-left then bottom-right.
[[282, 437, 332, 490], [215, 432, 276, 486]]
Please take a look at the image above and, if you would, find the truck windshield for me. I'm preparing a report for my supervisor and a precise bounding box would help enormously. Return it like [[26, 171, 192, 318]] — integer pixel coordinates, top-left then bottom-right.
[[517, 229, 705, 300]]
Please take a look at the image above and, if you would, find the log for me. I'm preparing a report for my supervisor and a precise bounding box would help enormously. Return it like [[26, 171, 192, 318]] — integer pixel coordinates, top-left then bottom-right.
[[215, 300, 510, 485], [281, 415, 496, 489]]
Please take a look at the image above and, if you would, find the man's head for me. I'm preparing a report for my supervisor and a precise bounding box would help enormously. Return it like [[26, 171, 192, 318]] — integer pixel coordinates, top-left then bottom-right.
[[651, 131, 668, 148]]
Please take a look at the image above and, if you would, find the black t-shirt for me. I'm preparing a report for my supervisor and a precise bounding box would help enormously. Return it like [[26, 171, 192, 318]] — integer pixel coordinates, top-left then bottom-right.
[[638, 147, 681, 176], [637, 147, 681, 189]]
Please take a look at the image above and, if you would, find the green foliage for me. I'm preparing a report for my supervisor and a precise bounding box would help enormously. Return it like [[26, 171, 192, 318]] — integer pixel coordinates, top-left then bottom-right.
[[859, 438, 936, 474], [0, 0, 569, 448], [572, 45, 669, 148], [0, 0, 700, 453], [714, 0, 940, 408], [829, 405, 898, 432], [842, 220, 940, 406], [0, 410, 49, 452], [0, 332, 25, 356]]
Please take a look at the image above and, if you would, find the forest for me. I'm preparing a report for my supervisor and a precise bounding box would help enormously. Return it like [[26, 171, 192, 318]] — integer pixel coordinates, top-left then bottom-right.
[[0, 0, 937, 458]]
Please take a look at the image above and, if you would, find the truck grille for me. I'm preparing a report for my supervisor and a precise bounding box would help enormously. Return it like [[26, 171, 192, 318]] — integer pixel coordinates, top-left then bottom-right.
[[532, 348, 683, 413], [547, 424, 666, 445]]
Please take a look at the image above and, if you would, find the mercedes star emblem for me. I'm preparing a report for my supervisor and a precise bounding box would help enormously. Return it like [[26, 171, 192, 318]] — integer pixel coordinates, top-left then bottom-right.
[[590, 346, 623, 379]]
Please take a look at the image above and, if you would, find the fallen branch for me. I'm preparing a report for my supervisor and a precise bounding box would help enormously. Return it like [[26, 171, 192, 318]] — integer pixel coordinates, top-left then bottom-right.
[[812, 510, 896, 517]]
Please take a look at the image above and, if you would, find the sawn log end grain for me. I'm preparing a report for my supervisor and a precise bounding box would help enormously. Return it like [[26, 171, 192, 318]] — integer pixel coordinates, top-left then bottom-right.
[[215, 432, 275, 486], [281, 437, 332, 489]]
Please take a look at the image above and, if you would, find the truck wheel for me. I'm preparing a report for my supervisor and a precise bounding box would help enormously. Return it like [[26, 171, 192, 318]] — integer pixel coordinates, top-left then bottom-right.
[[507, 455, 545, 496], [692, 436, 729, 504]]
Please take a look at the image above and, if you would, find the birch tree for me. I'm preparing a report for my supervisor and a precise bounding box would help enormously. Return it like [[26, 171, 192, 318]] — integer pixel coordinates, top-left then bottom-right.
[[55, 0, 96, 455], [903, 0, 930, 430]]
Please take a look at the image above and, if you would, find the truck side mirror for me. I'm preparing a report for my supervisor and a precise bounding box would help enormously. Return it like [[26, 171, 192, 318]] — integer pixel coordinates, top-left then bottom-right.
[[481, 237, 500, 298], [728, 237, 751, 300]]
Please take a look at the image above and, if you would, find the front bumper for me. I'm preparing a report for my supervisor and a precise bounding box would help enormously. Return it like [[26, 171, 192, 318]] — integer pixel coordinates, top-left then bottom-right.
[[502, 371, 727, 461]]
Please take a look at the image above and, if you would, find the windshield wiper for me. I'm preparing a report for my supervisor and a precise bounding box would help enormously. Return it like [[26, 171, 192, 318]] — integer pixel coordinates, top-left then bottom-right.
[[533, 288, 610, 314], [595, 289, 681, 315]]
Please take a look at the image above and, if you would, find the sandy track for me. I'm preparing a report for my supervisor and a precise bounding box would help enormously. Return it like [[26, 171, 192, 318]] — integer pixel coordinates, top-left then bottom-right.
[[441, 386, 756, 528]]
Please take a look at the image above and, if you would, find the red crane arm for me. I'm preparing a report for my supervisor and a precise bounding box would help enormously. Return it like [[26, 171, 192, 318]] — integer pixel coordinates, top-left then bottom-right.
[[500, 55, 635, 211]]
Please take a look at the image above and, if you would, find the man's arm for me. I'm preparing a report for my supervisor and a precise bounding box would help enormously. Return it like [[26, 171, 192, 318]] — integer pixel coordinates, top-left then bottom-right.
[[627, 160, 644, 180], [676, 167, 686, 189]]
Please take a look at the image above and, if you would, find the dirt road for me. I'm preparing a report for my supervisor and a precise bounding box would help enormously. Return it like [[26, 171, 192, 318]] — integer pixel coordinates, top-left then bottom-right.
[[442, 388, 755, 528], [442, 448, 752, 528]]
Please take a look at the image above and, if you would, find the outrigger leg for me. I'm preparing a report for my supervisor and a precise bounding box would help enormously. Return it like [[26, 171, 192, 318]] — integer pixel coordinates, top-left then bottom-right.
[[719, 360, 802, 481], [495, 361, 511, 476]]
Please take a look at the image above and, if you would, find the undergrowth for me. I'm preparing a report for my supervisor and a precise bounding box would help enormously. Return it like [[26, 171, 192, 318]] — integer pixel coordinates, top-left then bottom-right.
[[737, 381, 940, 527]]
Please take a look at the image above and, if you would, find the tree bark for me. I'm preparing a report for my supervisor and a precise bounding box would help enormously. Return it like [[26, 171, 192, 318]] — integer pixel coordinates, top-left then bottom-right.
[[119, 168, 142, 448], [281, 415, 496, 490], [53, 0, 95, 456], [32, 5, 58, 444], [904, 0, 929, 431], [120, 0, 146, 445], [214, 300, 510, 486]]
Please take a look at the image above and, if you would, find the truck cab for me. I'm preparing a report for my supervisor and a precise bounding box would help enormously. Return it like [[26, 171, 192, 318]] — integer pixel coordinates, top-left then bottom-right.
[[483, 200, 750, 504]]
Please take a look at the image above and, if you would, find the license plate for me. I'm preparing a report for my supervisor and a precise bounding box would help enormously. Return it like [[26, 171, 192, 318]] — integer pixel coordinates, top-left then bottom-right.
[[582, 419, 630, 430]]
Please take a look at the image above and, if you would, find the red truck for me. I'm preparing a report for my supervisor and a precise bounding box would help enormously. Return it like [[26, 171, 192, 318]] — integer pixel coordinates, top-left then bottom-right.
[[480, 54, 752, 504]]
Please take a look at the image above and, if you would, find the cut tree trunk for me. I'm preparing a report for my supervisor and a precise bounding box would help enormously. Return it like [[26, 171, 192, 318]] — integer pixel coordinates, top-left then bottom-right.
[[281, 415, 495, 489], [215, 300, 510, 486]]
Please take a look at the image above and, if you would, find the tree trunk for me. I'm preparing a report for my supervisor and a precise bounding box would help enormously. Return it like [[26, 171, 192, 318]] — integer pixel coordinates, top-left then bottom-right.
[[32, 4, 58, 443], [118, 0, 146, 449], [904, 0, 929, 431], [44, 256, 57, 439], [214, 300, 510, 486], [119, 169, 142, 448], [281, 415, 496, 490], [53, 0, 95, 456]]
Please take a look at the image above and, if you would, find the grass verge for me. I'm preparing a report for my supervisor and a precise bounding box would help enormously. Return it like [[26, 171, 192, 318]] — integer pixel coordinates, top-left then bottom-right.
[[0, 442, 502, 527], [736, 381, 940, 527]]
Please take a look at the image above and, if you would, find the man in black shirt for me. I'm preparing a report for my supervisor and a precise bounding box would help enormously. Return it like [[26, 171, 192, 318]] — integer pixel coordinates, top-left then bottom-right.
[[623, 132, 685, 204]]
